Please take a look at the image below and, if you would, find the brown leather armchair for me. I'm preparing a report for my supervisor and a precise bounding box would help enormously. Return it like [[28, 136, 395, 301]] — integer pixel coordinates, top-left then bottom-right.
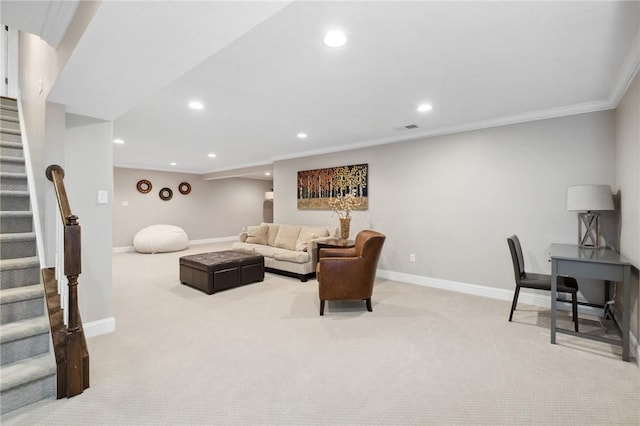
[[316, 230, 386, 316]]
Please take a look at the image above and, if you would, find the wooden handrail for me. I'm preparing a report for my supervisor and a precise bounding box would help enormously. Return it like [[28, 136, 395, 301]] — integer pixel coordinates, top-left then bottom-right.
[[44, 164, 89, 398], [46, 165, 72, 222]]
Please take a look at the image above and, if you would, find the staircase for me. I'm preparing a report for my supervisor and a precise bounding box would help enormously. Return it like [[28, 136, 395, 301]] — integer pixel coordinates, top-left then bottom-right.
[[0, 96, 56, 415]]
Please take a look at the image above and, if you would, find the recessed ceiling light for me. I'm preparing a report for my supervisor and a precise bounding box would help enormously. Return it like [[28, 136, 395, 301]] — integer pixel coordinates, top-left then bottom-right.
[[265, 172, 271, 176], [208, 153, 217, 158], [188, 101, 204, 110], [323, 30, 347, 47], [297, 132, 308, 139], [113, 138, 125, 144], [170, 162, 177, 166], [417, 103, 433, 112]]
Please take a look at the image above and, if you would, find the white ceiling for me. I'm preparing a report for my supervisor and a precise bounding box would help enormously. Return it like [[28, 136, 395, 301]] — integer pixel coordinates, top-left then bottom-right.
[[4, 1, 640, 178]]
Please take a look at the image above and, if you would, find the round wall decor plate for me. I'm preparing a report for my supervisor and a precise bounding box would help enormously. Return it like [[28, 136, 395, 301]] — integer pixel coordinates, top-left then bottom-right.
[[136, 179, 152, 193], [178, 182, 191, 195], [159, 187, 173, 201]]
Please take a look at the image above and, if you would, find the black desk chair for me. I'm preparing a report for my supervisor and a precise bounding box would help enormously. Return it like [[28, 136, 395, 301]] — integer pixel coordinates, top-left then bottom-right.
[[507, 235, 579, 332]]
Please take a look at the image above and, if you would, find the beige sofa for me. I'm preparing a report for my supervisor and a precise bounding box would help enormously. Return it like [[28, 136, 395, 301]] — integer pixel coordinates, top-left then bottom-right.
[[231, 223, 337, 281]]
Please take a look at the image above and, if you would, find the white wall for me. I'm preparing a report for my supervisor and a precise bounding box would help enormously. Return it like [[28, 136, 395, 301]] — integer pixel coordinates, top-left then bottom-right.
[[274, 111, 616, 297], [18, 33, 58, 250], [65, 114, 114, 327], [18, 23, 115, 334], [113, 167, 273, 248], [614, 71, 639, 340]]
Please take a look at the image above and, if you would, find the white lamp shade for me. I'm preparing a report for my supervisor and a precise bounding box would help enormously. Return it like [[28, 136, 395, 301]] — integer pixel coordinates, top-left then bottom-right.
[[264, 191, 274, 201], [566, 184, 614, 211]]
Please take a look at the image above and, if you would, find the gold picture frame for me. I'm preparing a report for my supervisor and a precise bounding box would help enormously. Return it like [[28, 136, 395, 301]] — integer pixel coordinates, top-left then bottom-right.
[[297, 163, 368, 210]]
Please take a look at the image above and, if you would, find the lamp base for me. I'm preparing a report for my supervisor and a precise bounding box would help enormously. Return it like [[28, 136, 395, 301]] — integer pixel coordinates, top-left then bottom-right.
[[578, 212, 600, 248]]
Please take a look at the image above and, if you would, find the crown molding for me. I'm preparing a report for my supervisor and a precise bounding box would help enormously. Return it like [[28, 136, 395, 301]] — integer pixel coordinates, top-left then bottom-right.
[[270, 98, 614, 164], [609, 26, 640, 108]]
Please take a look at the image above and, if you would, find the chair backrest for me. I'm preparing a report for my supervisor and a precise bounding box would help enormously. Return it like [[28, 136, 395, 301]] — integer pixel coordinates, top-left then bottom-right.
[[506, 235, 525, 283], [354, 230, 386, 290], [354, 229, 385, 257]]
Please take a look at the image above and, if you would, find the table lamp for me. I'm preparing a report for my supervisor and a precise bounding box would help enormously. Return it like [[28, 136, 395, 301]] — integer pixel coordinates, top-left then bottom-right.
[[566, 184, 614, 248]]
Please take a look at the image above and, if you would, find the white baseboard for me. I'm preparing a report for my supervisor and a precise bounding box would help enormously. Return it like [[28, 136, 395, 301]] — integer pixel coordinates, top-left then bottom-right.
[[189, 236, 237, 245], [112, 236, 237, 253], [84, 316, 115, 338], [377, 269, 604, 317], [378, 269, 638, 363]]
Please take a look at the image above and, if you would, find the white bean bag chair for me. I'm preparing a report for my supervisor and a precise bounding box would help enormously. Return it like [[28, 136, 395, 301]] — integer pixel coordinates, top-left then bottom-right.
[[133, 225, 188, 254]]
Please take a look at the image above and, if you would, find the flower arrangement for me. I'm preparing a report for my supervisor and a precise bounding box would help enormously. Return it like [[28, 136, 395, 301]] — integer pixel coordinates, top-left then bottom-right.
[[329, 189, 361, 218]]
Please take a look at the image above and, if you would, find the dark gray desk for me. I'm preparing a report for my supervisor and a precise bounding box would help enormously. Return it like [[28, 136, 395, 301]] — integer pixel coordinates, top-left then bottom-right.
[[550, 244, 632, 361]]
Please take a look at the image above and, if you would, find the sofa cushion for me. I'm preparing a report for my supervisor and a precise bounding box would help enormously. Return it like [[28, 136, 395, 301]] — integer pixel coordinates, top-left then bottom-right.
[[246, 225, 268, 245], [254, 245, 279, 258], [262, 223, 280, 246], [231, 241, 256, 254], [274, 225, 301, 251], [273, 250, 310, 264], [295, 227, 330, 251]]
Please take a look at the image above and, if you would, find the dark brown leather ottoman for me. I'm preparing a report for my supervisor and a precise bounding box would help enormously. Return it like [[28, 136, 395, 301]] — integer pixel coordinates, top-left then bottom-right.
[[179, 251, 264, 294]]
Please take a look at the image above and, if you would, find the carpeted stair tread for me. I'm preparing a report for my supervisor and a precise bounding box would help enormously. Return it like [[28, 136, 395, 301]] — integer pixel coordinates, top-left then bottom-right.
[[0, 212, 34, 233], [0, 156, 25, 164], [0, 172, 27, 179], [0, 112, 19, 123], [0, 232, 36, 243], [0, 353, 56, 392], [0, 232, 37, 259], [0, 141, 23, 149], [0, 284, 44, 324], [0, 256, 39, 270], [0, 113, 19, 123], [0, 284, 44, 305], [0, 104, 18, 112], [0, 190, 29, 197], [0, 172, 28, 191], [0, 316, 49, 344], [0, 211, 32, 219], [0, 97, 18, 107], [0, 127, 21, 136], [0, 156, 26, 173]]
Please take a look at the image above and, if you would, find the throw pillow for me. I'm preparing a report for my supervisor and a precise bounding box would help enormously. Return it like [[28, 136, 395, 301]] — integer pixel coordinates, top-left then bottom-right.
[[262, 223, 280, 246], [274, 225, 302, 251], [246, 225, 268, 245], [295, 227, 330, 251]]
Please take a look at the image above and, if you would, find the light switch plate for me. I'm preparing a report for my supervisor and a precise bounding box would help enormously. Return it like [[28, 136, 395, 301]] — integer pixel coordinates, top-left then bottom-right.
[[97, 190, 108, 204]]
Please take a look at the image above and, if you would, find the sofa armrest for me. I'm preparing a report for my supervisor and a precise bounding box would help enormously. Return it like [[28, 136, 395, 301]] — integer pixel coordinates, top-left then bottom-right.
[[308, 236, 338, 265], [238, 232, 248, 242]]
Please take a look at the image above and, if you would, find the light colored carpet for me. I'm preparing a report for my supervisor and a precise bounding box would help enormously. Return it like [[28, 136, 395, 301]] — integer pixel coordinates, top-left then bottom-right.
[[3, 242, 639, 425]]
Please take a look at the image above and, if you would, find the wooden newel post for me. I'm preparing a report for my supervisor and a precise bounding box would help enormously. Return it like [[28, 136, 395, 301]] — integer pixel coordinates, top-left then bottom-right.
[[64, 214, 85, 397], [44, 164, 90, 397], [64, 215, 81, 329]]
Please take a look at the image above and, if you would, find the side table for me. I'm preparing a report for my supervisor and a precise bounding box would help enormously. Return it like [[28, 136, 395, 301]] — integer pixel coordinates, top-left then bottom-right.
[[316, 239, 356, 260]]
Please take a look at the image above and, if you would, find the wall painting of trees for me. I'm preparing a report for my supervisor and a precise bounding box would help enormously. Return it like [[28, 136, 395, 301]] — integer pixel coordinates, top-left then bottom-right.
[[297, 164, 368, 210]]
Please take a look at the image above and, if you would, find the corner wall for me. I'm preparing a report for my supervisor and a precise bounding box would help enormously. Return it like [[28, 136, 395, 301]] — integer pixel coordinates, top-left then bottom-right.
[[65, 114, 114, 330], [614, 71, 639, 343]]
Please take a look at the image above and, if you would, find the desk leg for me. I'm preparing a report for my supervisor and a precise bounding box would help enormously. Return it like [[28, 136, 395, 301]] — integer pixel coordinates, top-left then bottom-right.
[[622, 265, 630, 362], [551, 259, 557, 344]]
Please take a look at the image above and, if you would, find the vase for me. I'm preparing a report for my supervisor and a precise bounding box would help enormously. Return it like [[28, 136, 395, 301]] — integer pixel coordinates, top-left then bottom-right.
[[339, 217, 351, 240]]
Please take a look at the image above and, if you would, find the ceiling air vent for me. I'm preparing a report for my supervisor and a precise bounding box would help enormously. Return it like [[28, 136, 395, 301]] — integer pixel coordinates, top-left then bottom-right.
[[394, 124, 419, 131]]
